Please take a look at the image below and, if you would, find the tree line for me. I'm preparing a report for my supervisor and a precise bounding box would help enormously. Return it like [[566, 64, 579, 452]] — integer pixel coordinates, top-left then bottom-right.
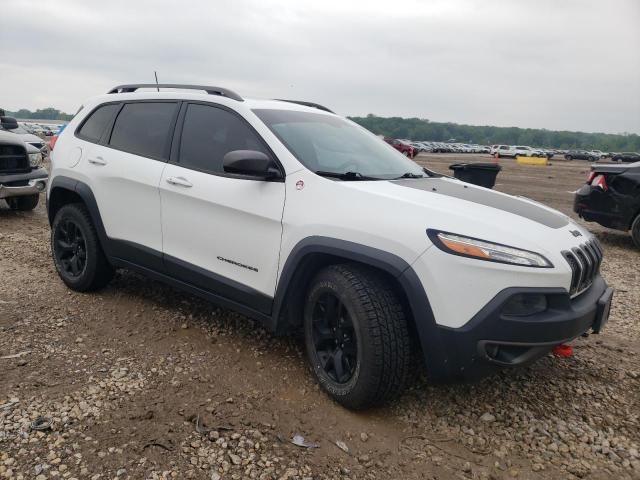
[[4, 107, 74, 121], [350, 114, 640, 152]]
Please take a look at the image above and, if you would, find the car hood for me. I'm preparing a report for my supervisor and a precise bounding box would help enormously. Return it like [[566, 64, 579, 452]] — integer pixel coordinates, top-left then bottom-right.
[[391, 176, 568, 228], [16, 132, 44, 144], [336, 176, 590, 261]]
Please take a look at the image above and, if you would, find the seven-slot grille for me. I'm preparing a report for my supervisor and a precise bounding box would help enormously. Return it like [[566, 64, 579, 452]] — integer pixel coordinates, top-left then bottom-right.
[[0, 144, 30, 173], [562, 240, 603, 297]]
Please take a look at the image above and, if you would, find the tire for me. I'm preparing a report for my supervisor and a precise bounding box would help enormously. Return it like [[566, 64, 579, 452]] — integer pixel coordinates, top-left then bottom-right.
[[6, 194, 39, 211], [51, 203, 113, 292], [303, 264, 414, 409], [632, 214, 640, 249], [565, 155, 573, 161]]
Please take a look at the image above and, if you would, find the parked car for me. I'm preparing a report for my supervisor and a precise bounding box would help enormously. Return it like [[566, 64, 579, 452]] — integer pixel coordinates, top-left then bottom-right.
[[590, 150, 608, 159], [1, 121, 48, 153], [494, 145, 542, 158], [48, 124, 67, 151], [565, 150, 599, 161], [47, 83, 612, 410], [384, 137, 415, 158], [0, 126, 48, 210], [611, 152, 640, 163], [574, 161, 640, 248]]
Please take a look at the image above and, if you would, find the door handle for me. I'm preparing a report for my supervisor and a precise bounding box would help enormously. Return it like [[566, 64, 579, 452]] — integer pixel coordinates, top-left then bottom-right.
[[88, 156, 107, 166], [166, 176, 193, 188]]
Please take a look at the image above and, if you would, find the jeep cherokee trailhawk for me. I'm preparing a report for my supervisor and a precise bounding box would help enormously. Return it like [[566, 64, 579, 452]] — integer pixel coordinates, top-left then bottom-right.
[[47, 84, 613, 409]]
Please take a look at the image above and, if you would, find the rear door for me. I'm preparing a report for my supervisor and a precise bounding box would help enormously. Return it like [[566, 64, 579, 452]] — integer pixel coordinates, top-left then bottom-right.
[[159, 102, 285, 312], [85, 101, 179, 267]]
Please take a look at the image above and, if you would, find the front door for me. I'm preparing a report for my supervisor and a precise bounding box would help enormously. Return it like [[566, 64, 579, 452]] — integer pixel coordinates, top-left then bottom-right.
[[159, 102, 285, 313]]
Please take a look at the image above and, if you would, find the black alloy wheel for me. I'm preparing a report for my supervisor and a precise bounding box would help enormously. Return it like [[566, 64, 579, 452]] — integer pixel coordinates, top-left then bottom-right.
[[51, 203, 113, 291], [309, 292, 358, 384], [303, 264, 414, 409], [54, 218, 88, 277]]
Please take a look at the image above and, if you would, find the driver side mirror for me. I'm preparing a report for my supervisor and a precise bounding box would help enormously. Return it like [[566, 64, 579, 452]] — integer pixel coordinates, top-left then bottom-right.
[[0, 116, 19, 130], [223, 150, 282, 180]]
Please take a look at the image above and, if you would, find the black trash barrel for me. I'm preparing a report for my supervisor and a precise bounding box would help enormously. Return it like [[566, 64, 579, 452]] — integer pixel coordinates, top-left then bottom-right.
[[449, 163, 502, 189]]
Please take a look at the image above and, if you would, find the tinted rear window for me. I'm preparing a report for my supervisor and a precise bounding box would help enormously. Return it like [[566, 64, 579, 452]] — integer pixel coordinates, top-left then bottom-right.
[[109, 102, 178, 159], [77, 104, 119, 142]]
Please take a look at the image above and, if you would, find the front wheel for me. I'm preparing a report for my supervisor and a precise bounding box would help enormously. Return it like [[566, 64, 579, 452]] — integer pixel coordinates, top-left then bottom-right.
[[632, 214, 640, 249], [303, 264, 414, 409], [6, 194, 39, 211]]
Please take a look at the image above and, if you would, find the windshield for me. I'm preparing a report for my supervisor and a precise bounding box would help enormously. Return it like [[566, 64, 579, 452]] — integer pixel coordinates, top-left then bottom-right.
[[253, 109, 426, 180]]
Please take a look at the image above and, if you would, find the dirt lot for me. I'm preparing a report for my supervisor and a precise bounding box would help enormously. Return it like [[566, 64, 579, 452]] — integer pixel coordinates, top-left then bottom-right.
[[1, 154, 639, 480]]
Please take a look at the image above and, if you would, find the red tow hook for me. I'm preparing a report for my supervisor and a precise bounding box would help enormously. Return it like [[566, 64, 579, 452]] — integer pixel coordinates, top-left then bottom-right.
[[553, 344, 573, 358]]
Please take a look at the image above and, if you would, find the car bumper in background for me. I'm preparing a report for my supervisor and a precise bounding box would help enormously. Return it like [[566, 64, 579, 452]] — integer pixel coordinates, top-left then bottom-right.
[[574, 184, 631, 231], [0, 167, 49, 199]]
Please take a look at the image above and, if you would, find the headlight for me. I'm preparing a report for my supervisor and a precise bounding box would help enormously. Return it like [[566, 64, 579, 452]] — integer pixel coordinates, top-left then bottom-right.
[[427, 230, 553, 268], [29, 153, 42, 167]]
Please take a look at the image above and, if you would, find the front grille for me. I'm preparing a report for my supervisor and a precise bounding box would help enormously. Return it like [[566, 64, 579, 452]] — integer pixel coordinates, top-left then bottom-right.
[[562, 240, 603, 297], [0, 144, 30, 173]]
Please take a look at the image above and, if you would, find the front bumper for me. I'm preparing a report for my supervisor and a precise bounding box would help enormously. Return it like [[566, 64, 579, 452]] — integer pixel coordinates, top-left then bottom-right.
[[0, 167, 49, 199], [426, 275, 611, 382]]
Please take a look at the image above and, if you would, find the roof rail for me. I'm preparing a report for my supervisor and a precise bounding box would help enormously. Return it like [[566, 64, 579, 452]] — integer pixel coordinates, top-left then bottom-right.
[[107, 84, 243, 102], [275, 99, 334, 114]]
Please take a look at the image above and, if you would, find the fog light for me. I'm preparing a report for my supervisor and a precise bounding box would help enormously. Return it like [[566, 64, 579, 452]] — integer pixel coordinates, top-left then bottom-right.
[[501, 293, 547, 316]]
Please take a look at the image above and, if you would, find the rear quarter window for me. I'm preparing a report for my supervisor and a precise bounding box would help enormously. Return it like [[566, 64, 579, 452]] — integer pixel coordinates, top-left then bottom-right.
[[76, 104, 120, 143]]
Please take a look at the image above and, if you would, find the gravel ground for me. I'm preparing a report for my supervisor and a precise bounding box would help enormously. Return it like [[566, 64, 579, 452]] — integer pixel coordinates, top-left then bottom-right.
[[1, 154, 639, 480]]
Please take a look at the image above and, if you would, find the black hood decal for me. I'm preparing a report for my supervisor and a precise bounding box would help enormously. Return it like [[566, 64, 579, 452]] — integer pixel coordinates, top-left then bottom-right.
[[392, 178, 569, 229]]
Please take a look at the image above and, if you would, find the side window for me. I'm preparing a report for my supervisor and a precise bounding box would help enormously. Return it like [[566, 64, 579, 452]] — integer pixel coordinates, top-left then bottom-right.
[[77, 104, 119, 143], [109, 102, 178, 159], [178, 103, 269, 174]]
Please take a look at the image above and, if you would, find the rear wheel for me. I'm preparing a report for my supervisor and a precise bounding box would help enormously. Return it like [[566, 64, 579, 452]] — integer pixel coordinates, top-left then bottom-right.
[[51, 203, 113, 291], [303, 264, 414, 409], [6, 194, 39, 211], [565, 155, 573, 161], [631, 214, 640, 249]]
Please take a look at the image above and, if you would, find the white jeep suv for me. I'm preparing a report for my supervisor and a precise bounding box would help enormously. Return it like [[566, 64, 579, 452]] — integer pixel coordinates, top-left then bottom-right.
[[47, 84, 613, 409]]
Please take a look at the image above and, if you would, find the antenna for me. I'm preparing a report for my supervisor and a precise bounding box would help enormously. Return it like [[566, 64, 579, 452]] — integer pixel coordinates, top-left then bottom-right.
[[154, 71, 160, 92]]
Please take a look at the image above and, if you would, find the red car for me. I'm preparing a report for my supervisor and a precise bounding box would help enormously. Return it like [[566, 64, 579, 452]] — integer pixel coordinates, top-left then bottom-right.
[[384, 137, 415, 158], [48, 124, 67, 151]]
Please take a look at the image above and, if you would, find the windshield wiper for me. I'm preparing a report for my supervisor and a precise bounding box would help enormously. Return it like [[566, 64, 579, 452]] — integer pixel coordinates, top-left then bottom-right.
[[394, 172, 426, 179], [314, 171, 380, 181]]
